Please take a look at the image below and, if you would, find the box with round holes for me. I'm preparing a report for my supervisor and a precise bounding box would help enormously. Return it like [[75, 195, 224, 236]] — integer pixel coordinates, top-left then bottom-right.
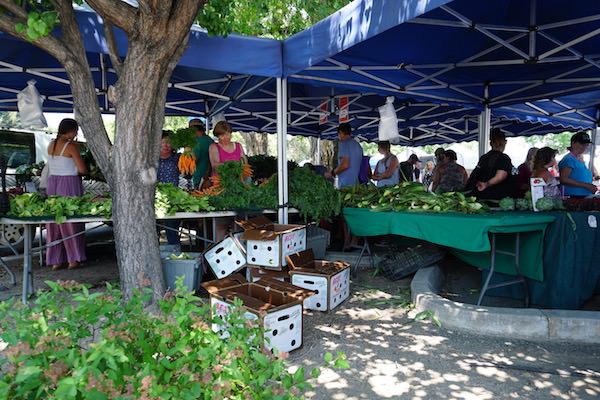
[[202, 275, 314, 353], [287, 249, 351, 312], [237, 216, 306, 270], [246, 265, 290, 283], [203, 234, 247, 279]]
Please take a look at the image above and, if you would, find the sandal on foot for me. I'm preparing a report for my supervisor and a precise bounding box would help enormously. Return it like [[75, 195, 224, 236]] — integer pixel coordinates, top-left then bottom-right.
[[51, 264, 65, 271], [67, 263, 79, 270]]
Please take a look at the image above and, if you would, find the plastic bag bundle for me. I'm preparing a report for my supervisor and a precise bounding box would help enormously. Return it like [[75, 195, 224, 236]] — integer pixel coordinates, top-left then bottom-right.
[[17, 80, 47, 129], [377, 96, 399, 141]]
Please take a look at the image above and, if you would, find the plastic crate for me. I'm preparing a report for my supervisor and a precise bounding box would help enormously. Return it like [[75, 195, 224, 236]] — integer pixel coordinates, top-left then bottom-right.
[[381, 244, 445, 281], [161, 252, 202, 292], [306, 226, 330, 259]]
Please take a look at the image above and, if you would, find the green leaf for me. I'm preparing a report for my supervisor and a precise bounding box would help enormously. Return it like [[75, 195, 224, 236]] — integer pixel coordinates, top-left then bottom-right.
[[324, 352, 333, 363], [310, 367, 320, 379]]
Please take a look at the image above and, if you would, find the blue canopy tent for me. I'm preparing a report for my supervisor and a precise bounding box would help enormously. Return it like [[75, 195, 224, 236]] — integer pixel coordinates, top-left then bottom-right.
[[282, 0, 600, 156], [0, 7, 281, 117]]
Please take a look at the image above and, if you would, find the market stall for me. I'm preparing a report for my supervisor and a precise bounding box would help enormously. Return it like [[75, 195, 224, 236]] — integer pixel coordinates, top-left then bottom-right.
[[343, 207, 556, 305]]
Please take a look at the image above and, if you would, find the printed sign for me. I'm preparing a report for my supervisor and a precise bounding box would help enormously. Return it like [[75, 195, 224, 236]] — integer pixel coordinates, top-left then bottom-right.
[[319, 99, 328, 125], [338, 96, 349, 123]]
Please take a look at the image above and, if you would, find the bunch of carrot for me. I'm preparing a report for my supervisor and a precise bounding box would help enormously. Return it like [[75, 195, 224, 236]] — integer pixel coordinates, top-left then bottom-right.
[[178, 147, 196, 176]]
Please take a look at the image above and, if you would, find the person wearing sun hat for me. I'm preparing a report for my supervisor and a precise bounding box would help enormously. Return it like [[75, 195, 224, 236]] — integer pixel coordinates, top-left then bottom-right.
[[558, 131, 598, 197]]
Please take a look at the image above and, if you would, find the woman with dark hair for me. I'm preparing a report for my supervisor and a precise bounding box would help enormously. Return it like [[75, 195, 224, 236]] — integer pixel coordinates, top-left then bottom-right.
[[46, 118, 87, 270], [372, 141, 399, 187], [532, 147, 561, 198], [432, 149, 468, 193], [558, 132, 597, 197], [157, 131, 181, 245]]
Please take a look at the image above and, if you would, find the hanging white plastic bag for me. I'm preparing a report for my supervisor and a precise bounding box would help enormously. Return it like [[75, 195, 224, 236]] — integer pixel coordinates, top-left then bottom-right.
[[378, 96, 399, 141], [17, 80, 47, 129]]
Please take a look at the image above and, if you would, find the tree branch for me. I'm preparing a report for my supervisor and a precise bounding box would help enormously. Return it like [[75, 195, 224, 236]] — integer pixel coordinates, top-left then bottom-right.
[[84, 0, 136, 34], [0, 0, 27, 19], [165, 0, 205, 47], [104, 22, 123, 76]]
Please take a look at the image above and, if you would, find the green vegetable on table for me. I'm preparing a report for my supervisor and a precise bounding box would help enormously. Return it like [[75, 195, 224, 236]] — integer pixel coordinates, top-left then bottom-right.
[[341, 182, 487, 214], [499, 197, 515, 211], [536, 197, 555, 211]]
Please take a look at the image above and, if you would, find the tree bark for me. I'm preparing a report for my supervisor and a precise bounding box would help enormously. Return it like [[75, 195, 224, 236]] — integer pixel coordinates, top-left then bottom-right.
[[320, 139, 336, 169], [240, 132, 269, 156]]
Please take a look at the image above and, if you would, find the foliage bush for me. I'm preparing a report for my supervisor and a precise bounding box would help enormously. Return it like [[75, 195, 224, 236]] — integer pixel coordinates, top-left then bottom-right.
[[0, 281, 346, 399]]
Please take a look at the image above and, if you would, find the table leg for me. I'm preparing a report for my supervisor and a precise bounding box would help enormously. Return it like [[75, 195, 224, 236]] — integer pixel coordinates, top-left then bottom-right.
[[352, 238, 373, 278], [477, 234, 496, 306], [22, 224, 33, 304]]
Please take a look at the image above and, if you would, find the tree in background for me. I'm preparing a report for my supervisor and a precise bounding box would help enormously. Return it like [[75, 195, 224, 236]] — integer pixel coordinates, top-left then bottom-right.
[[0, 111, 20, 129], [523, 131, 574, 153], [0, 0, 348, 302]]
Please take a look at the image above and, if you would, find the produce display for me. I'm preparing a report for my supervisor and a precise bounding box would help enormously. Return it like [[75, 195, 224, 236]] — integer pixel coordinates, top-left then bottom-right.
[[9, 192, 112, 223], [169, 128, 197, 176], [80, 146, 105, 182], [341, 182, 487, 213], [563, 197, 600, 211], [155, 183, 214, 217], [247, 155, 298, 181], [498, 196, 564, 211], [8, 183, 213, 222], [192, 161, 340, 222]]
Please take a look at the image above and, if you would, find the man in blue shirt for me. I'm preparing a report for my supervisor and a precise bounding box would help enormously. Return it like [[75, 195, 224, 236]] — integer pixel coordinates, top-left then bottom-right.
[[330, 123, 363, 189], [559, 132, 597, 197]]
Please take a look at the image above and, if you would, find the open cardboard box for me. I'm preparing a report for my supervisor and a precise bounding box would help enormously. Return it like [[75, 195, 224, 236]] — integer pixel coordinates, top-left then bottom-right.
[[286, 249, 351, 311], [247, 265, 290, 283], [201, 274, 314, 353], [237, 215, 306, 270]]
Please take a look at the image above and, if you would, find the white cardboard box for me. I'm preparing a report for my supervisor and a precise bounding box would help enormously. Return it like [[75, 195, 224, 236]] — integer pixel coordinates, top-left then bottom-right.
[[238, 216, 306, 269], [287, 249, 351, 311], [204, 234, 246, 278], [246, 265, 290, 283], [202, 275, 313, 353]]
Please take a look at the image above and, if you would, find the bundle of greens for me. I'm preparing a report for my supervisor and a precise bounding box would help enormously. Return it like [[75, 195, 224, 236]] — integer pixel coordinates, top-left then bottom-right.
[[155, 183, 214, 217], [341, 182, 487, 214], [9, 193, 112, 223]]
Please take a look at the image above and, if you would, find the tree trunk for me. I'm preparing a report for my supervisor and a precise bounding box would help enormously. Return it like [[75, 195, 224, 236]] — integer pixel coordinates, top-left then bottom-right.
[[240, 132, 269, 156], [308, 137, 318, 164]]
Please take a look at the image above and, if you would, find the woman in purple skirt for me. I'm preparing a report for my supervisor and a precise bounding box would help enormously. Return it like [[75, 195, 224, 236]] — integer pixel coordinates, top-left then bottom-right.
[[46, 118, 87, 270]]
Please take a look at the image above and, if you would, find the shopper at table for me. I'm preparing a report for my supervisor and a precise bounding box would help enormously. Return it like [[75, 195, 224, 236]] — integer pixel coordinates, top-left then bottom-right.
[[516, 147, 538, 198], [432, 150, 468, 193], [558, 132, 597, 197], [422, 160, 435, 189], [209, 121, 247, 173], [189, 119, 214, 189], [327, 123, 363, 189], [158, 131, 181, 245], [372, 141, 399, 187], [532, 147, 561, 198], [46, 118, 87, 270], [399, 154, 420, 182], [469, 128, 515, 200]]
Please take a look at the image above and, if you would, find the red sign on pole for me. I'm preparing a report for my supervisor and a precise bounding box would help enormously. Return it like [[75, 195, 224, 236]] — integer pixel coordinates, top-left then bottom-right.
[[339, 96, 349, 123], [319, 98, 328, 125]]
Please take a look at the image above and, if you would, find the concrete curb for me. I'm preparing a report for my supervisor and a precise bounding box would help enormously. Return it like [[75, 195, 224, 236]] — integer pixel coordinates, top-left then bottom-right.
[[411, 265, 600, 343]]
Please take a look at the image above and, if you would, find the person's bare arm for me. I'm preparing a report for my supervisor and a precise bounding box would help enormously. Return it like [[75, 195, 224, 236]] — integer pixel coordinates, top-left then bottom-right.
[[68, 143, 87, 175], [476, 170, 508, 192], [333, 156, 349, 176], [209, 143, 221, 170], [380, 156, 399, 179], [559, 167, 597, 193]]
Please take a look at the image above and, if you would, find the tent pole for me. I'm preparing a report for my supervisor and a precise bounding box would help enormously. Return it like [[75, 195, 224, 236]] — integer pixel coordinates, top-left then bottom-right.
[[478, 106, 491, 157], [478, 85, 491, 157], [590, 108, 600, 174], [276, 77, 289, 224], [316, 136, 321, 165]]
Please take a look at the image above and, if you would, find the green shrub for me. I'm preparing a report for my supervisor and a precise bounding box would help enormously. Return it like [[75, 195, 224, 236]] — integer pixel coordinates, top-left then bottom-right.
[[0, 280, 340, 399]]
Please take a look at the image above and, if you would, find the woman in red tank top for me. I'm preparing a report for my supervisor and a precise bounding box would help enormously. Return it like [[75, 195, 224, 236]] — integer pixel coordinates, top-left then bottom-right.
[[208, 121, 247, 174]]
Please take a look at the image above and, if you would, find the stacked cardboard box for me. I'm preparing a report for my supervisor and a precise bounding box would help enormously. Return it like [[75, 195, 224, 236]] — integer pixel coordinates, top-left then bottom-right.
[[287, 249, 351, 311], [202, 275, 313, 353]]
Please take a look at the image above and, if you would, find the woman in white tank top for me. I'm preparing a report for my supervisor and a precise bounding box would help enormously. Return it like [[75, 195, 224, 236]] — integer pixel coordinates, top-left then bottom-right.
[[46, 118, 87, 270]]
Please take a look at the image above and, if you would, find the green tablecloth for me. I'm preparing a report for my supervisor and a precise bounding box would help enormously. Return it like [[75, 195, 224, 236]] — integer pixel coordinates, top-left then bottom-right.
[[343, 208, 556, 281]]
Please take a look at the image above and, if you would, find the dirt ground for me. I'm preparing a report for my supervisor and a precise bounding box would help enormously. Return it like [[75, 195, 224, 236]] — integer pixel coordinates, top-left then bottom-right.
[[1, 231, 599, 399]]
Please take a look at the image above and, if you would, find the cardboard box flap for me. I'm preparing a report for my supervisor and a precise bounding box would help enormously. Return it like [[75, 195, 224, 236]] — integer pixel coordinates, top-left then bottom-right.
[[287, 249, 350, 275], [236, 215, 274, 231], [238, 216, 306, 241], [219, 284, 301, 313], [204, 233, 246, 255], [287, 249, 316, 270], [201, 273, 247, 294], [254, 277, 315, 300]]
